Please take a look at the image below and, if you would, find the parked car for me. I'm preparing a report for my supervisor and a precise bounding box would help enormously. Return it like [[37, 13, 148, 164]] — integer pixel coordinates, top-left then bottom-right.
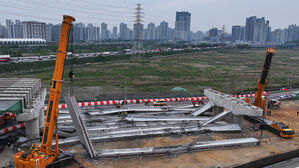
[[153, 99, 167, 106]]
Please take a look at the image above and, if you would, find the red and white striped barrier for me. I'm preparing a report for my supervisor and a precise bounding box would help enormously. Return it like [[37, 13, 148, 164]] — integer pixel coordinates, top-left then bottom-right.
[[43, 92, 269, 110], [0, 123, 25, 135], [233, 92, 269, 98]]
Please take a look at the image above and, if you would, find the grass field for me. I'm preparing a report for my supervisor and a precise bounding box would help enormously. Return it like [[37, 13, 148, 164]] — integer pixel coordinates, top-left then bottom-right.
[[2, 48, 299, 100]]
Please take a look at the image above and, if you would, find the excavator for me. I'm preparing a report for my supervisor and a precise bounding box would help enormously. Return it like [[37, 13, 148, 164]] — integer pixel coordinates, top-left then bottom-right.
[[14, 15, 77, 168], [244, 48, 295, 138]]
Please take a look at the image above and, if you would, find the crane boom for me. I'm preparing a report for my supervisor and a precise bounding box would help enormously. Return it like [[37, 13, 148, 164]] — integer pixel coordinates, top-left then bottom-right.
[[41, 15, 75, 154], [253, 48, 274, 110], [14, 15, 75, 168]]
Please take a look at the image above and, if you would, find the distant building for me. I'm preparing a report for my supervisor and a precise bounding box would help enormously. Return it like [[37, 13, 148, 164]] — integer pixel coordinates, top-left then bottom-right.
[[73, 23, 85, 42], [86, 24, 100, 41], [119, 23, 127, 40], [175, 11, 191, 41], [0, 24, 8, 38], [51, 24, 62, 42], [209, 28, 218, 37], [45, 24, 53, 41], [269, 29, 284, 43], [6, 19, 13, 38], [283, 24, 299, 43], [157, 21, 170, 41], [231, 26, 245, 42], [245, 16, 270, 43], [12, 20, 23, 38], [145, 23, 156, 40], [22, 21, 46, 39], [101, 23, 108, 40], [112, 26, 117, 40]]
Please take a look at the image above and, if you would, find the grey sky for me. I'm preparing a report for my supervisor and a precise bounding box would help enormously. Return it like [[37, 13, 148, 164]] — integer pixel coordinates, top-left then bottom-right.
[[0, 0, 298, 32]]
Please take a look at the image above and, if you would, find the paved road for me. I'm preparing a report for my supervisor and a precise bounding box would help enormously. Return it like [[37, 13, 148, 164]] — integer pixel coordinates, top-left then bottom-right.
[[268, 89, 299, 100], [264, 157, 299, 168]]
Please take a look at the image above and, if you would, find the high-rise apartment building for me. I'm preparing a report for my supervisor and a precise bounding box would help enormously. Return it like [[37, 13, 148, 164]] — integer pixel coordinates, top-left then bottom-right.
[[22, 21, 46, 39], [119, 23, 127, 40], [85, 24, 100, 41], [145, 23, 156, 40], [73, 23, 86, 42], [12, 20, 23, 38], [174, 11, 191, 41], [101, 22, 108, 40], [112, 26, 117, 40], [157, 21, 170, 41], [6, 19, 13, 38], [231, 26, 245, 42], [245, 16, 270, 43], [0, 24, 8, 38]]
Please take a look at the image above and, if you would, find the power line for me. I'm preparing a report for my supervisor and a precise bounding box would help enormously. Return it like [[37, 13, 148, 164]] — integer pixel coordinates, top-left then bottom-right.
[[9, 0, 134, 18], [71, 0, 134, 10], [40, 0, 135, 17], [1, 0, 135, 25], [71, 0, 134, 11]]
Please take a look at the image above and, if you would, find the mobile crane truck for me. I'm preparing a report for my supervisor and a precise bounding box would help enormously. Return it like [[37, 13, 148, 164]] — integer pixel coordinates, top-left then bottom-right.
[[14, 15, 78, 168], [244, 48, 295, 138]]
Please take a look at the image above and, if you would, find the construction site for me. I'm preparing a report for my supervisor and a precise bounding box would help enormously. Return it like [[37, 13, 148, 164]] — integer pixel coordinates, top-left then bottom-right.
[[0, 15, 298, 168]]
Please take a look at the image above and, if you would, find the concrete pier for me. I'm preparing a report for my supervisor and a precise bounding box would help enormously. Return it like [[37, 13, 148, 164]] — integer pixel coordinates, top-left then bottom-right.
[[0, 78, 45, 142]]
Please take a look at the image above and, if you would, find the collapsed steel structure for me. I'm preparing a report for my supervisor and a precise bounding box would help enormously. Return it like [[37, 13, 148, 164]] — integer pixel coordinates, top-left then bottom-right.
[[96, 138, 260, 158], [39, 89, 264, 159]]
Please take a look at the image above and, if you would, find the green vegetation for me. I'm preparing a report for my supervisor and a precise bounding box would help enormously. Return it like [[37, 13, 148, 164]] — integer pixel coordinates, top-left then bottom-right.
[[236, 44, 251, 49], [1, 48, 299, 100], [0, 43, 133, 56], [0, 42, 224, 57]]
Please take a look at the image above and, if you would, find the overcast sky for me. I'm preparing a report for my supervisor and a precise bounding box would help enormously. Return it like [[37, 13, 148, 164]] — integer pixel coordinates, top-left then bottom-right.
[[0, 0, 298, 32]]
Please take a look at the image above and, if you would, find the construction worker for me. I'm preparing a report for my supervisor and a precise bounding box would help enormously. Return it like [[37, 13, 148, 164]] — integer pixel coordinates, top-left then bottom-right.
[[192, 101, 196, 107]]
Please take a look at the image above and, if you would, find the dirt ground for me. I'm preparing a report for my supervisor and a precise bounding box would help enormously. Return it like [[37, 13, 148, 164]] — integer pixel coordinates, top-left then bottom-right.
[[64, 100, 299, 168]]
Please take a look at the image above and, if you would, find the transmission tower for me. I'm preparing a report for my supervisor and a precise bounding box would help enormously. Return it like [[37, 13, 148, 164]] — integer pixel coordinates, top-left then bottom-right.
[[132, 3, 144, 61]]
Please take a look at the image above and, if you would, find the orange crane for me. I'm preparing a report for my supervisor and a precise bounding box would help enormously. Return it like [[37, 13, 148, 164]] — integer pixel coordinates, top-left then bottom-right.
[[245, 48, 274, 112], [244, 48, 295, 138], [14, 15, 75, 168]]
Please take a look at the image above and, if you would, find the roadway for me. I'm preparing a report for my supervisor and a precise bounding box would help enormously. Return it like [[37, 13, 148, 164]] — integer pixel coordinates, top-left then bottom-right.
[[264, 157, 299, 168]]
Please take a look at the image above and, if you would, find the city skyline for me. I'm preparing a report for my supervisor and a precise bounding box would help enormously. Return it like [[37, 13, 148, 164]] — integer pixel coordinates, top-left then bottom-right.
[[0, 0, 298, 32], [1, 14, 299, 44]]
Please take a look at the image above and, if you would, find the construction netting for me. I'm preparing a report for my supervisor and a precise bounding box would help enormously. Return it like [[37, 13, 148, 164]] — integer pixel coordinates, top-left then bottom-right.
[[0, 100, 23, 115]]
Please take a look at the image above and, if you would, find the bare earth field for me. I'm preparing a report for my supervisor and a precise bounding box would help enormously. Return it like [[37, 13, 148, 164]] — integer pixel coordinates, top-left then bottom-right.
[[65, 100, 299, 168]]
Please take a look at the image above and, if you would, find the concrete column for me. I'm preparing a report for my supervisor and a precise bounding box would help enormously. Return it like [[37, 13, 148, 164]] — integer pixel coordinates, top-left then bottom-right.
[[213, 106, 224, 115], [232, 115, 243, 129], [25, 118, 39, 142]]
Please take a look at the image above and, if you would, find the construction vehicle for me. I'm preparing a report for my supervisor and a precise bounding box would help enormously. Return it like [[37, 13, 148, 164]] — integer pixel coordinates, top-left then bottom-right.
[[245, 116, 295, 138], [14, 15, 76, 168], [153, 99, 167, 106], [267, 99, 281, 109], [244, 48, 274, 112], [244, 48, 295, 138]]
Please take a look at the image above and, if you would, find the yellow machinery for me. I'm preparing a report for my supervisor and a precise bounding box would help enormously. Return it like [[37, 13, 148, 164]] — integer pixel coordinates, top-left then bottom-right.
[[244, 48, 295, 138], [245, 48, 274, 112], [14, 15, 75, 168]]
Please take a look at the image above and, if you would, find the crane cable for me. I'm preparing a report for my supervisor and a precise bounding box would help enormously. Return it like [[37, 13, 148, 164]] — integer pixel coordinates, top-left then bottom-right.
[[69, 25, 75, 97]]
